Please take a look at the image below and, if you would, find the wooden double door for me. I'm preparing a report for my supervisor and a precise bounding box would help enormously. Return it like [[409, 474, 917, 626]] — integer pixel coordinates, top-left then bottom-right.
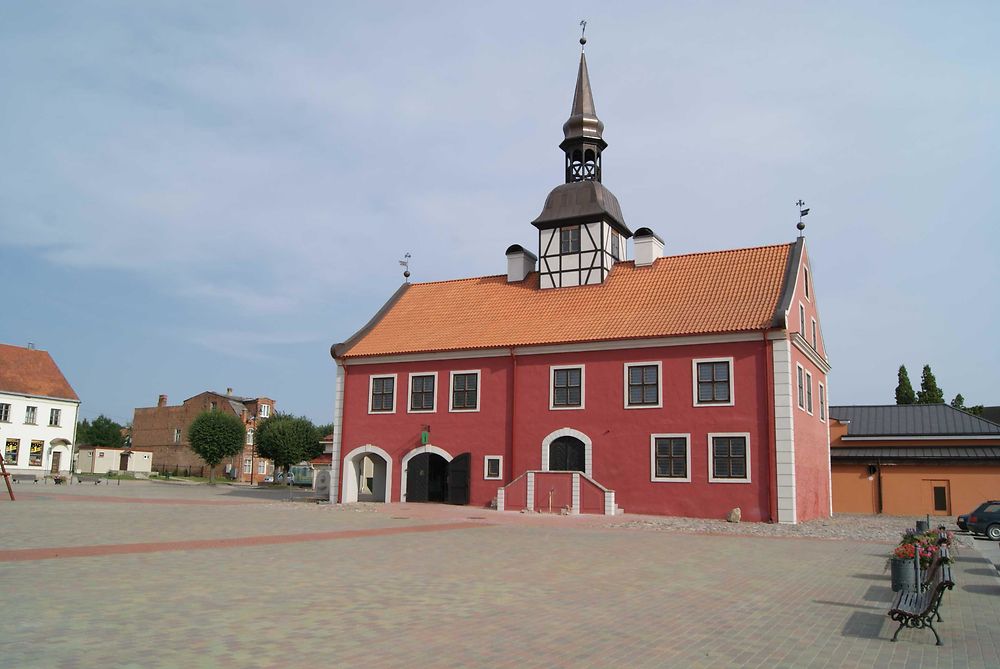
[[406, 452, 470, 505]]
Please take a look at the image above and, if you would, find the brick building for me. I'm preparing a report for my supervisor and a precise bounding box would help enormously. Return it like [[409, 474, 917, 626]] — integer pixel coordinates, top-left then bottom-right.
[[131, 390, 275, 483]]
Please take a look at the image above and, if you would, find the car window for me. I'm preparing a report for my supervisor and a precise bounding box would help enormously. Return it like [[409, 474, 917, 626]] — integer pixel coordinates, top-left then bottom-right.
[[984, 504, 1000, 514]]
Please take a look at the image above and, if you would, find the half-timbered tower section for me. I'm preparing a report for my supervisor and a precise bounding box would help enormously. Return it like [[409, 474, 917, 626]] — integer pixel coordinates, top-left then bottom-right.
[[329, 44, 832, 523]]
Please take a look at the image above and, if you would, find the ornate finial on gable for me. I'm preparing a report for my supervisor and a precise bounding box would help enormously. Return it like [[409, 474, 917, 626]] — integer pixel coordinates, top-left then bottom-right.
[[399, 252, 412, 283], [796, 200, 809, 236], [579, 20, 587, 49]]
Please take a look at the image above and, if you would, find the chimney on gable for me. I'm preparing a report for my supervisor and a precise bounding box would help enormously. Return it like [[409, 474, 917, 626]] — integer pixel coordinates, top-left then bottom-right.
[[633, 228, 664, 267], [505, 244, 537, 283], [226, 387, 233, 396], [157, 394, 168, 407]]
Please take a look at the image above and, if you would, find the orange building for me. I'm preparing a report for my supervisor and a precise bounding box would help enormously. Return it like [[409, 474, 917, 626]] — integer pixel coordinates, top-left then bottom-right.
[[830, 405, 1000, 517]]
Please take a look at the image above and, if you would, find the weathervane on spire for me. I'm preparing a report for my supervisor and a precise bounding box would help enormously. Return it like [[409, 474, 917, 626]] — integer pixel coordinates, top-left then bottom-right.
[[796, 200, 810, 237], [579, 20, 587, 49], [399, 252, 412, 283]]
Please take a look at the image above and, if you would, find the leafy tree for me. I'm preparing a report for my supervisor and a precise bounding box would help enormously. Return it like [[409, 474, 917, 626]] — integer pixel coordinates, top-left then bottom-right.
[[916, 364, 945, 404], [966, 405, 985, 416], [255, 413, 323, 476], [950, 394, 965, 410], [895, 365, 916, 405], [187, 411, 245, 482], [76, 415, 125, 448], [315, 423, 335, 439], [950, 395, 984, 416]]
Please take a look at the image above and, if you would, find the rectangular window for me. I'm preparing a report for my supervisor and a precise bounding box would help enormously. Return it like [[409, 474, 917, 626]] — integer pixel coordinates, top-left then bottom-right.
[[259, 404, 270, 419], [694, 359, 733, 406], [173, 428, 182, 444], [369, 375, 396, 413], [625, 363, 661, 408], [610, 232, 620, 260], [484, 455, 502, 480], [796, 365, 804, 409], [4, 438, 18, 465], [258, 461, 267, 475], [804, 266, 810, 299], [709, 434, 750, 482], [210, 401, 217, 411], [651, 435, 690, 482], [799, 303, 805, 334], [25, 406, 37, 425], [409, 373, 436, 412], [819, 383, 826, 422], [49, 408, 61, 427], [243, 458, 252, 474], [29, 440, 43, 467], [933, 486, 948, 512], [806, 372, 814, 414], [450, 371, 480, 411], [551, 366, 583, 409], [560, 226, 580, 253], [811, 318, 817, 349], [246, 428, 254, 446], [0, 403, 9, 422]]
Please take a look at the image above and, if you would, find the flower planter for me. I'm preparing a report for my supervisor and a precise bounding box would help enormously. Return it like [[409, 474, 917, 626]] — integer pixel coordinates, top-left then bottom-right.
[[890, 557, 918, 593]]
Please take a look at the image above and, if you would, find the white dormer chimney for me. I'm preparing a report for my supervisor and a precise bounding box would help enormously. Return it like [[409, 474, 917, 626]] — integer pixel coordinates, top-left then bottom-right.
[[633, 228, 664, 267], [505, 244, 537, 282]]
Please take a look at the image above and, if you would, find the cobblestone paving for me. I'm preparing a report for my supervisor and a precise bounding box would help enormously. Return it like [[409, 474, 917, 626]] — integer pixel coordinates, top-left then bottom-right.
[[2, 483, 999, 668]]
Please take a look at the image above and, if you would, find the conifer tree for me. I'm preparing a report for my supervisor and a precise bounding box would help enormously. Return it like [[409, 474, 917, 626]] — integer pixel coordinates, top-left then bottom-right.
[[916, 364, 945, 404], [895, 365, 916, 405], [950, 394, 965, 410]]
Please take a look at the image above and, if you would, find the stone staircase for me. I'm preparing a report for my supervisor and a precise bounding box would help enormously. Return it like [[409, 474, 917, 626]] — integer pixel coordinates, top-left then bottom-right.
[[495, 470, 620, 515]]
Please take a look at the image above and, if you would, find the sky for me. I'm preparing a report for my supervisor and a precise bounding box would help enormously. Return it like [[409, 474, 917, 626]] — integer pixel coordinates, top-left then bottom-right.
[[1, 2, 998, 424]]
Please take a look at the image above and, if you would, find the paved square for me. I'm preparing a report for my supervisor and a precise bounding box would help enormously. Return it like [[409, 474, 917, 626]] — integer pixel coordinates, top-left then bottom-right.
[[2, 481, 999, 668]]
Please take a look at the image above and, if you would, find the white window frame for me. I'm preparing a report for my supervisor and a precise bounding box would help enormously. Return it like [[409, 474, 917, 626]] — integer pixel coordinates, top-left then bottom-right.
[[368, 373, 398, 414], [806, 371, 814, 415], [259, 404, 270, 419], [24, 406, 37, 425], [623, 361, 663, 409], [243, 458, 252, 474], [811, 317, 817, 349], [708, 432, 752, 484], [483, 455, 503, 480], [258, 460, 267, 474], [173, 428, 182, 444], [650, 433, 691, 483], [246, 428, 254, 446], [796, 364, 805, 410], [0, 403, 9, 422], [691, 357, 735, 407], [804, 266, 811, 301], [549, 365, 585, 410], [407, 372, 438, 414], [449, 370, 481, 413], [49, 408, 61, 427], [799, 303, 805, 334], [818, 382, 826, 422]]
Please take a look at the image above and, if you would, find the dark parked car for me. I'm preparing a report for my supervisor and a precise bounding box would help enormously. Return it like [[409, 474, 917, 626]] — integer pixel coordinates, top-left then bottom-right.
[[956, 514, 968, 531], [966, 500, 1000, 540]]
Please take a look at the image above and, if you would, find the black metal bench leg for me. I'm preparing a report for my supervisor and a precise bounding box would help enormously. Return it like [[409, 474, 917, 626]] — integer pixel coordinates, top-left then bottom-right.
[[891, 621, 905, 643], [928, 621, 943, 646]]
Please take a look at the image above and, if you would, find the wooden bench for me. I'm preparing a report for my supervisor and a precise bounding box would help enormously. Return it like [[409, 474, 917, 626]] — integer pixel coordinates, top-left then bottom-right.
[[888, 557, 954, 645], [11, 474, 38, 484]]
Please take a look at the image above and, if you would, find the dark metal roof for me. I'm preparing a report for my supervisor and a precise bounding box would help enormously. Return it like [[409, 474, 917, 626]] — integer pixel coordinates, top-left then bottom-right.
[[832, 447, 1000, 460], [531, 180, 630, 235], [829, 404, 1000, 437], [561, 52, 604, 145]]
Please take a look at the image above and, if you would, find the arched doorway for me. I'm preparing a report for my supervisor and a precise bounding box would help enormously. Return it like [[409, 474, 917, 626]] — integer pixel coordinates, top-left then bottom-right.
[[548, 436, 586, 472], [406, 452, 449, 503], [341, 445, 392, 503]]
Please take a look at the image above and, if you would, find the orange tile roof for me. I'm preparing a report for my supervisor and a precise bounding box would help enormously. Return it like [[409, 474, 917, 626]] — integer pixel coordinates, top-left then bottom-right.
[[0, 344, 79, 400], [339, 242, 794, 358]]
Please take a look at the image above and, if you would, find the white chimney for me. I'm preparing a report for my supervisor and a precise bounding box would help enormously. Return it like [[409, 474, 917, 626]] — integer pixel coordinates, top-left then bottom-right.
[[633, 228, 664, 267], [505, 244, 537, 282]]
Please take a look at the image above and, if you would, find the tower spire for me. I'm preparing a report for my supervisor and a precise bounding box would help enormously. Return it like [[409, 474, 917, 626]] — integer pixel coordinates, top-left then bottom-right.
[[560, 31, 606, 183]]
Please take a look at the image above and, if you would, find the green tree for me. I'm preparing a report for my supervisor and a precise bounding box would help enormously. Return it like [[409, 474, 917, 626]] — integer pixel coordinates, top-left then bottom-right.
[[315, 423, 335, 440], [916, 364, 945, 404], [950, 394, 965, 410], [895, 365, 916, 405], [255, 413, 322, 477], [187, 411, 245, 482], [76, 415, 125, 447]]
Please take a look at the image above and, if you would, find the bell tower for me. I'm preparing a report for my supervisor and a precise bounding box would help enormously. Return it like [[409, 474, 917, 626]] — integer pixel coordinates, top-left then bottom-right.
[[531, 35, 632, 289]]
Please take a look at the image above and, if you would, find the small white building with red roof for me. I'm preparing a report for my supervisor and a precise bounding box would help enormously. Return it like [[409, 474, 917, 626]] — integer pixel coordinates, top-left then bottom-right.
[[328, 47, 832, 523], [0, 343, 80, 478]]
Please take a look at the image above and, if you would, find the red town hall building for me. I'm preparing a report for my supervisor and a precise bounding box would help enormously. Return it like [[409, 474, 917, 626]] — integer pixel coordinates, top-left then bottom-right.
[[329, 48, 832, 523]]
